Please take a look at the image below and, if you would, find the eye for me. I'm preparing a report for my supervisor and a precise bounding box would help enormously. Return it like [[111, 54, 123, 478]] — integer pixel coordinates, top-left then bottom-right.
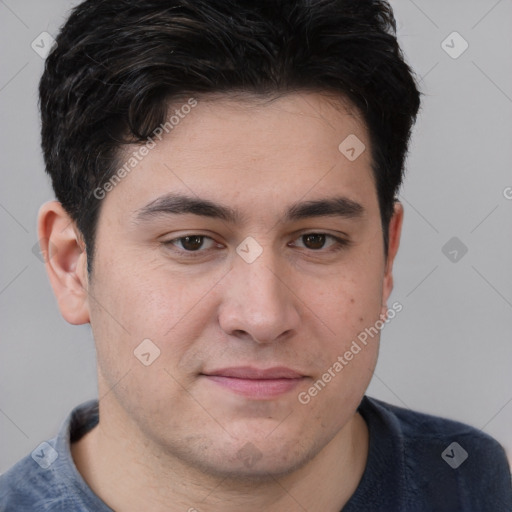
[[162, 232, 350, 259], [291, 233, 349, 252], [165, 235, 218, 253]]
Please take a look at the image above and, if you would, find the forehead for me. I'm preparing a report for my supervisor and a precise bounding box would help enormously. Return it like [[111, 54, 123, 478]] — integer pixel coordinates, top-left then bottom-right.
[[107, 92, 377, 223]]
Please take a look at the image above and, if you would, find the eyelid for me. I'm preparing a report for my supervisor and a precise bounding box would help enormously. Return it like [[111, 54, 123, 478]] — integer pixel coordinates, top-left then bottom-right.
[[163, 234, 220, 254], [289, 232, 351, 251], [162, 231, 351, 257]]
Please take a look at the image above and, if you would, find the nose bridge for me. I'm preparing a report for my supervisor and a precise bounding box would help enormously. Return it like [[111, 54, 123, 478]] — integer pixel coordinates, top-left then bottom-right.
[[220, 243, 299, 343], [241, 249, 283, 308]]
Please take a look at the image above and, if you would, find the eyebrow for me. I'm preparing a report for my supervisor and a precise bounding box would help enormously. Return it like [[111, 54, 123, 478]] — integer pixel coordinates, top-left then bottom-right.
[[134, 193, 364, 225]]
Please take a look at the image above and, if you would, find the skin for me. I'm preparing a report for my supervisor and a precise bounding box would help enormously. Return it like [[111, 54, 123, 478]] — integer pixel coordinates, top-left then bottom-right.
[[39, 92, 403, 512]]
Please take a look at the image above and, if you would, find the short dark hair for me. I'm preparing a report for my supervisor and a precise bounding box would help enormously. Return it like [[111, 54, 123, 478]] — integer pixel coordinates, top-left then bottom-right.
[[39, 0, 421, 273]]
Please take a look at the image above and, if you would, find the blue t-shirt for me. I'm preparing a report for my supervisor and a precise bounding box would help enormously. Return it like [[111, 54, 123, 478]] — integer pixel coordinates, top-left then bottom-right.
[[1, 396, 511, 511]]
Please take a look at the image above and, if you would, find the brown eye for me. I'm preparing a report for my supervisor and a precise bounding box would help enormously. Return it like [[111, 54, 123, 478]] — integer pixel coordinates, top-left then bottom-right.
[[302, 234, 327, 250], [165, 235, 217, 253], [180, 235, 204, 251], [291, 233, 350, 253]]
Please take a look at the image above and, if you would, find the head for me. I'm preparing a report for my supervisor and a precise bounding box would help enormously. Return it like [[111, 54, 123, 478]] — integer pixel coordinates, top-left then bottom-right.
[[38, 0, 420, 480]]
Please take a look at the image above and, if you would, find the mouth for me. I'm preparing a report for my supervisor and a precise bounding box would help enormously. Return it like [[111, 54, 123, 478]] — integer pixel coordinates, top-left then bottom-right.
[[201, 366, 307, 399]]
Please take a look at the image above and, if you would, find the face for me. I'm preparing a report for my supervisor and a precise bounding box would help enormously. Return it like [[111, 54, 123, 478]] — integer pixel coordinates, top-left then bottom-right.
[[79, 93, 399, 478]]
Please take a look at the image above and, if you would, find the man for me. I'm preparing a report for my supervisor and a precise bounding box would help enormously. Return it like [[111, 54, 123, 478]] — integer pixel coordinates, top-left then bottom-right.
[[1, 0, 510, 510]]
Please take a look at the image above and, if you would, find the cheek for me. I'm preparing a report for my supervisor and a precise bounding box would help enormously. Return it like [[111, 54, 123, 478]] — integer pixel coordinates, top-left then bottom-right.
[[313, 262, 385, 336], [88, 260, 207, 428], [88, 252, 221, 376], [296, 278, 383, 425], [300, 258, 385, 390]]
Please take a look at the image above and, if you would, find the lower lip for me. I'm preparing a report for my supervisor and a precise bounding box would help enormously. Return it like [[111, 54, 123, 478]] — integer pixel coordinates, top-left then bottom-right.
[[204, 375, 304, 399]]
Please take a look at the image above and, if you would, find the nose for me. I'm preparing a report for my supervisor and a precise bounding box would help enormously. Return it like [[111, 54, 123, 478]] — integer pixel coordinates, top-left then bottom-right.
[[218, 247, 301, 344]]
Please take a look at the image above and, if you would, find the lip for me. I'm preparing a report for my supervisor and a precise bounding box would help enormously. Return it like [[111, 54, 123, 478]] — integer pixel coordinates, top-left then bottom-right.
[[201, 366, 306, 399], [205, 366, 304, 379]]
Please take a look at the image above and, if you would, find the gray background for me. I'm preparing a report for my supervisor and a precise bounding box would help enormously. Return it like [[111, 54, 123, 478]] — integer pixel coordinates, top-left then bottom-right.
[[1, 0, 511, 474]]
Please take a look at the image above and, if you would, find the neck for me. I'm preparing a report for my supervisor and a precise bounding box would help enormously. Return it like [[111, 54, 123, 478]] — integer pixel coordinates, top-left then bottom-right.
[[71, 400, 369, 512]]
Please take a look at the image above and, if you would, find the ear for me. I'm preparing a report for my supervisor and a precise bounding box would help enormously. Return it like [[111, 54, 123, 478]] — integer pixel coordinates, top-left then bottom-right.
[[37, 201, 90, 325], [380, 201, 403, 319]]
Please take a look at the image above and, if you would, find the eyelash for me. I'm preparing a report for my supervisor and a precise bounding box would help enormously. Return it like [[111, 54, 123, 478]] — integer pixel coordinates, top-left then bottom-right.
[[162, 233, 350, 258]]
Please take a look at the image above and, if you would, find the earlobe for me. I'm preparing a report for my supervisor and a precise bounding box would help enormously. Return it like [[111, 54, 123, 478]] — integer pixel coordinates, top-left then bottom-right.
[[381, 201, 404, 309], [37, 201, 90, 325]]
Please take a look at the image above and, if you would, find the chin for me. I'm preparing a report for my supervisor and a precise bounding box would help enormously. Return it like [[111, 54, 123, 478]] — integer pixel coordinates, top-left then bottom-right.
[[184, 436, 319, 483]]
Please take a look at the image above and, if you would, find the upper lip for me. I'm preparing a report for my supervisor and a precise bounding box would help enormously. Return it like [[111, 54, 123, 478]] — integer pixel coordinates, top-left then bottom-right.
[[203, 366, 304, 379]]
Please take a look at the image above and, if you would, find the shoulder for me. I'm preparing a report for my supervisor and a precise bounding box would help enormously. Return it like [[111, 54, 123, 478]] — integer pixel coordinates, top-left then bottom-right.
[[361, 396, 512, 510], [0, 400, 105, 512], [366, 395, 508, 457], [0, 440, 69, 511]]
